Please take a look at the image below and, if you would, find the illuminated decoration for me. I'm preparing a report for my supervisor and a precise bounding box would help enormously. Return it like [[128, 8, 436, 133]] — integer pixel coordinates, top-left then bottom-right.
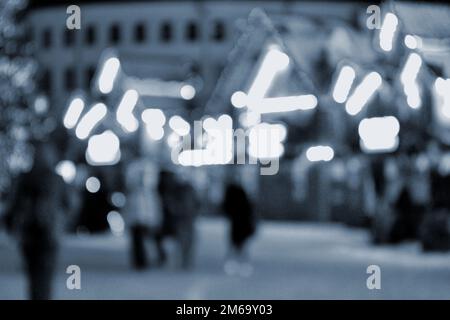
[[63, 97, 85, 129], [86, 130, 121, 166], [248, 123, 287, 159], [124, 77, 196, 100], [167, 132, 181, 148], [98, 56, 120, 94], [107, 211, 125, 236], [400, 53, 422, 109], [169, 115, 190, 136], [86, 176, 101, 193], [434, 77, 450, 120], [75, 103, 107, 140], [404, 35, 421, 50], [231, 91, 247, 108], [141, 108, 166, 141], [379, 13, 398, 52], [116, 89, 139, 133], [332, 65, 356, 103], [180, 84, 196, 100], [178, 114, 233, 166], [255, 95, 317, 114], [358, 116, 400, 153], [246, 47, 290, 106], [306, 146, 334, 162], [55, 160, 76, 184], [239, 111, 261, 128], [345, 72, 382, 116]]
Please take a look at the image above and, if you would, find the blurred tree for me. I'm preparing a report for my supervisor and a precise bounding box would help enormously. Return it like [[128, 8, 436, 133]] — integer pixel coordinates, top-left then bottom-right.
[[0, 0, 38, 193]]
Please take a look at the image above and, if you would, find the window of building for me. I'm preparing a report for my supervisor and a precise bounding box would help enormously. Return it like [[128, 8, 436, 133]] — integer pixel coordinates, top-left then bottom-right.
[[64, 67, 76, 91], [64, 29, 76, 47], [41, 69, 52, 94], [109, 24, 121, 44], [185, 21, 199, 42], [42, 28, 52, 48], [160, 21, 172, 43], [85, 25, 96, 45], [212, 20, 226, 42], [134, 23, 146, 43]]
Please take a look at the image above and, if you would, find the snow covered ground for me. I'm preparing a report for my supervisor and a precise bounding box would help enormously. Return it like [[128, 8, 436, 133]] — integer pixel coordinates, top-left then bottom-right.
[[1, 217, 450, 299]]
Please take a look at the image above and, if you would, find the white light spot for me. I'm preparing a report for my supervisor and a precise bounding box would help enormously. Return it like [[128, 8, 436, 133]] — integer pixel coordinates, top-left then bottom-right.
[[379, 13, 398, 52], [333, 65, 356, 103], [107, 211, 125, 236], [404, 35, 421, 50], [64, 97, 85, 129], [86, 176, 101, 193], [358, 116, 400, 153], [345, 72, 382, 116], [116, 89, 139, 133], [168, 115, 190, 136], [306, 146, 334, 162], [86, 130, 121, 166], [180, 84, 196, 100], [55, 160, 76, 184], [231, 91, 248, 108], [98, 57, 120, 94], [75, 103, 107, 140]]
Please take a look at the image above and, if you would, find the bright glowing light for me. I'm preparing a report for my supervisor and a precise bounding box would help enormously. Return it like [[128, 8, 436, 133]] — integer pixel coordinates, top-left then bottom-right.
[[404, 35, 421, 49], [141, 108, 166, 141], [86, 130, 121, 166], [256, 95, 318, 114], [180, 84, 196, 100], [178, 114, 233, 166], [169, 115, 190, 136], [379, 13, 398, 52], [86, 176, 101, 193], [434, 77, 450, 120], [75, 103, 107, 140], [64, 97, 85, 129], [231, 91, 248, 108], [55, 160, 76, 184], [246, 47, 289, 108], [400, 53, 422, 109], [239, 111, 261, 128], [116, 89, 139, 133], [107, 211, 125, 236], [332, 66, 356, 103], [98, 57, 120, 94], [358, 116, 400, 153], [306, 146, 334, 162], [345, 72, 382, 116], [167, 132, 181, 148], [248, 123, 286, 159]]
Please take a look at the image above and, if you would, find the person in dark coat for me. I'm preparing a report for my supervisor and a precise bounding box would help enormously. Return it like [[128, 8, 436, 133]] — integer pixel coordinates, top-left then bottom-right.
[[222, 182, 256, 276], [6, 140, 70, 300]]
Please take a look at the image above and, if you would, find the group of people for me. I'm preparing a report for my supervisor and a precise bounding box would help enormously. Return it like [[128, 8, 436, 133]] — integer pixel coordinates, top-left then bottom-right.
[[124, 156, 199, 270], [123, 155, 258, 275], [0, 139, 258, 299], [369, 141, 450, 250]]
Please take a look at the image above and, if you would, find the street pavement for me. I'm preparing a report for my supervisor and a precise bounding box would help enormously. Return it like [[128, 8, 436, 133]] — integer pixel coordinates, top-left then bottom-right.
[[1, 217, 450, 299]]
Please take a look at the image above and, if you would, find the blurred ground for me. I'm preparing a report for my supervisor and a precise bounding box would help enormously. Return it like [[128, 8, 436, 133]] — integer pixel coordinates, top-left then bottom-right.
[[1, 217, 450, 300]]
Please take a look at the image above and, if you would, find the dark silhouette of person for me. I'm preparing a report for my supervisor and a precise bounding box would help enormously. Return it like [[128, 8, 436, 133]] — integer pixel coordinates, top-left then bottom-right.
[[222, 182, 256, 275], [6, 140, 70, 300], [157, 170, 199, 269]]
